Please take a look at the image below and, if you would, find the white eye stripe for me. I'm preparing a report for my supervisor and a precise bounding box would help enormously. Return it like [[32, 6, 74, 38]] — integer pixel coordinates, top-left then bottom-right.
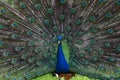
[[58, 41, 61, 44]]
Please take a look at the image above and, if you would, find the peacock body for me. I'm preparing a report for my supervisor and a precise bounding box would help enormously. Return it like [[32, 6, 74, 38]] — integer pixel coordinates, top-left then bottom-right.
[[0, 0, 120, 80]]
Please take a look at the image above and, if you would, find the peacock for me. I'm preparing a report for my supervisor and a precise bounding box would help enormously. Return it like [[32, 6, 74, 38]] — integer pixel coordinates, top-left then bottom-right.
[[0, 0, 120, 80]]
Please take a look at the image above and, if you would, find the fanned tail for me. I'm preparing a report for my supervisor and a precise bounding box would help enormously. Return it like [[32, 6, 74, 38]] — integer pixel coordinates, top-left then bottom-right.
[[69, 0, 120, 79], [0, 0, 120, 80]]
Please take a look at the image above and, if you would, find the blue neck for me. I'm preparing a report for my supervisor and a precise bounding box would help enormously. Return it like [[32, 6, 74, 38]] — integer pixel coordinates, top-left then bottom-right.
[[55, 43, 69, 74]]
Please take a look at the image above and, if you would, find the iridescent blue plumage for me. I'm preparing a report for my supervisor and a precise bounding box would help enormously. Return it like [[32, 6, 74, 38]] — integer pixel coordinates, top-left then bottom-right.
[[55, 43, 69, 74], [55, 36, 69, 74]]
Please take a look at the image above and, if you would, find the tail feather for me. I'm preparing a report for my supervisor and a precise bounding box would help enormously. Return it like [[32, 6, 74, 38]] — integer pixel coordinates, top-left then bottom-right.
[[0, 0, 120, 79]]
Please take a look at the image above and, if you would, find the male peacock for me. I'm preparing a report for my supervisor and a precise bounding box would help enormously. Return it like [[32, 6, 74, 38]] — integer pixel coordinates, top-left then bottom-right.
[[0, 0, 120, 80]]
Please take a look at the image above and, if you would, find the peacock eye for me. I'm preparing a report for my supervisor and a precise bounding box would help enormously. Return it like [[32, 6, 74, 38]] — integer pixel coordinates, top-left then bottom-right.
[[109, 57, 115, 62], [60, 0, 66, 4], [81, 1, 88, 7], [52, 36, 57, 42], [21, 54, 27, 59], [5, 73, 12, 78], [98, 50, 104, 55], [75, 19, 81, 25], [104, 12, 112, 18], [20, 3, 26, 9], [104, 42, 111, 47], [76, 31, 83, 36], [67, 36, 73, 41], [76, 40, 82, 45], [47, 8, 53, 14], [0, 24, 4, 29], [107, 28, 114, 34], [0, 8, 6, 15], [12, 34, 18, 39], [0, 9, 5, 13], [117, 46, 120, 51], [89, 39, 96, 44], [29, 17, 36, 23], [0, 40, 4, 47], [92, 57, 98, 61], [34, 47, 41, 53], [86, 47, 93, 52], [98, 0, 106, 3], [28, 57, 34, 63], [11, 59, 17, 64], [89, 16, 96, 22], [115, 0, 120, 6], [59, 15, 65, 21], [42, 32, 48, 37], [26, 30, 33, 36], [11, 22, 18, 28], [13, 77, 17, 80], [44, 19, 50, 26], [15, 47, 22, 52], [35, 4, 41, 10], [70, 8, 76, 14], [1, 10, 4, 12], [36, 61, 41, 66], [28, 41, 35, 46], [49, 48, 54, 53], [118, 0, 120, 4], [79, 53, 84, 57], [53, 26, 58, 32], [3, 52, 9, 57], [66, 25, 71, 32], [91, 28, 98, 33]]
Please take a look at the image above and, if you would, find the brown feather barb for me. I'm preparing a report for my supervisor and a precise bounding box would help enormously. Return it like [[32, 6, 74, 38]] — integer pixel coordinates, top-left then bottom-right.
[[0, 0, 120, 80]]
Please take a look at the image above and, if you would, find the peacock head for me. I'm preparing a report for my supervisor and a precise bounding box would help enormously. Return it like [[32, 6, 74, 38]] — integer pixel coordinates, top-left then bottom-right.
[[57, 35, 62, 44]]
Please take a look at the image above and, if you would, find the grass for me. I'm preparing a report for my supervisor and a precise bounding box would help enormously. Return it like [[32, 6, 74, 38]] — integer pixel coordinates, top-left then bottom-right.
[[32, 74, 93, 80], [0, 74, 95, 80]]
